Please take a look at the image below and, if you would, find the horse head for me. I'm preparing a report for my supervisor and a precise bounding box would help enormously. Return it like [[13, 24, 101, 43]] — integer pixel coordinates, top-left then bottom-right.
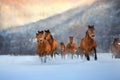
[[87, 25, 95, 38], [44, 30, 51, 40], [69, 36, 74, 44], [44, 29, 53, 41], [113, 38, 119, 45], [36, 31, 44, 44]]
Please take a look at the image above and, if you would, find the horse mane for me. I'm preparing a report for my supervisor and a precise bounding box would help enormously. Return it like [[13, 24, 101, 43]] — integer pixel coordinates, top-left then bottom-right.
[[86, 31, 88, 35], [46, 34, 54, 44], [50, 35, 54, 40], [85, 31, 89, 37], [113, 38, 119, 45], [113, 40, 117, 45]]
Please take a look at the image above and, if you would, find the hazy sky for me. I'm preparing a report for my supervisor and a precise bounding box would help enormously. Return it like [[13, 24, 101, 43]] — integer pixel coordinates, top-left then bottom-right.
[[0, 0, 95, 30]]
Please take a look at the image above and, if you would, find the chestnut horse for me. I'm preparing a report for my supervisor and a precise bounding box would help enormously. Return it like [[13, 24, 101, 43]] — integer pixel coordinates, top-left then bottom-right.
[[80, 25, 97, 61], [36, 31, 51, 63], [60, 42, 66, 59], [111, 38, 120, 58], [66, 36, 77, 59], [44, 30, 58, 58]]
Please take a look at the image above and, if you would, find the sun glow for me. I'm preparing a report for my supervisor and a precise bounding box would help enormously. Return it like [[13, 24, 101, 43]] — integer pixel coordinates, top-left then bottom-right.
[[0, 0, 96, 29]]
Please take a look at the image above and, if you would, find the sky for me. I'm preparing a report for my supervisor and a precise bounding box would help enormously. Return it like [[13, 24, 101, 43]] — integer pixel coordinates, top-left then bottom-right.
[[0, 0, 96, 30]]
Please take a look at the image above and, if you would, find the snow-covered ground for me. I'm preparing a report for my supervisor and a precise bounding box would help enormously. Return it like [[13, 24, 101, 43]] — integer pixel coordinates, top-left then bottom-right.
[[0, 53, 120, 80]]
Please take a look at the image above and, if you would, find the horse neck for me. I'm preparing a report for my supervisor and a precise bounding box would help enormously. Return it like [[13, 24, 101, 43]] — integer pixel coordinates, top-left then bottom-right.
[[48, 35, 54, 43], [38, 40, 45, 47], [68, 42, 74, 48], [85, 33, 94, 42], [113, 42, 119, 48], [62, 44, 65, 48], [113, 41, 118, 45], [61, 44, 65, 50]]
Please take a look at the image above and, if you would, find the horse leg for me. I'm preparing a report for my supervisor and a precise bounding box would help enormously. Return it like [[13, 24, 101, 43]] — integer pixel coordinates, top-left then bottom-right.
[[76, 51, 80, 59], [61, 52, 65, 59], [44, 56, 47, 63], [80, 48, 84, 59], [77, 54, 79, 59], [61, 55, 63, 59], [62, 55, 65, 59], [41, 57, 43, 63], [51, 54, 53, 58], [80, 53, 83, 59], [112, 55, 114, 58], [61, 52, 63, 59], [94, 48, 97, 60], [64, 54, 66, 59], [87, 54, 90, 61], [55, 52, 59, 55], [85, 53, 90, 61], [51, 51, 54, 58], [71, 53, 74, 59], [54, 52, 56, 58]]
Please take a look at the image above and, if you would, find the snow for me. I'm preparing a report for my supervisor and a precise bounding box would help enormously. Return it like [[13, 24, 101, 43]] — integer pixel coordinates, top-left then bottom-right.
[[0, 53, 120, 80]]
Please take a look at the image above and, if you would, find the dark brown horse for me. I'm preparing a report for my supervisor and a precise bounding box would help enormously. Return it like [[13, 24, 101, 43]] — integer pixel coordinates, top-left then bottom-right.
[[66, 36, 77, 59], [44, 30, 58, 58], [60, 42, 66, 59], [36, 31, 51, 63], [111, 38, 120, 58], [80, 25, 97, 61]]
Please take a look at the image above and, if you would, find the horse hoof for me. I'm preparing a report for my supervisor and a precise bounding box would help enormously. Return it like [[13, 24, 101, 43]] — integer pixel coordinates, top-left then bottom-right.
[[87, 59, 90, 61], [95, 57, 97, 60], [44, 60, 46, 63], [87, 57, 90, 61]]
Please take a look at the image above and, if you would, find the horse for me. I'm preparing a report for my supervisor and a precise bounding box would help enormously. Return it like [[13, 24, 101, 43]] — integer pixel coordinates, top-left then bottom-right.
[[60, 42, 66, 59], [66, 36, 77, 59], [111, 38, 120, 58], [36, 31, 51, 63], [44, 30, 58, 58], [75, 47, 83, 58], [80, 25, 97, 61]]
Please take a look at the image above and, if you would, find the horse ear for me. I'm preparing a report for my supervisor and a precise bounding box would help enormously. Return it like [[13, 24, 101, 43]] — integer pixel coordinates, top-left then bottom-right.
[[47, 29, 50, 33], [115, 38, 119, 41], [38, 31, 41, 33], [88, 25, 91, 28], [44, 30, 47, 32], [60, 42, 63, 45], [41, 31, 44, 34], [69, 36, 73, 39], [92, 25, 94, 28], [88, 25, 94, 29], [44, 30, 49, 33]]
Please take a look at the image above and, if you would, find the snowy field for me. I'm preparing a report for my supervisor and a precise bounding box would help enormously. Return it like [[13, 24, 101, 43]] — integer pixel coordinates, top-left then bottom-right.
[[0, 53, 120, 80]]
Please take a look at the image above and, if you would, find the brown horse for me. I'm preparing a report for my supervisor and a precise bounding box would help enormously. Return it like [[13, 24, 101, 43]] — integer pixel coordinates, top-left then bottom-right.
[[76, 47, 83, 58], [111, 38, 120, 58], [60, 42, 66, 59], [36, 31, 51, 63], [44, 30, 58, 58], [66, 36, 77, 59], [80, 25, 97, 61]]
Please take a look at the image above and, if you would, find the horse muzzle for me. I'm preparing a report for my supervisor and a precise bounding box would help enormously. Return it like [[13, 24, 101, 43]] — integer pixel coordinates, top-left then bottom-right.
[[92, 35, 95, 37], [38, 40, 43, 43]]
